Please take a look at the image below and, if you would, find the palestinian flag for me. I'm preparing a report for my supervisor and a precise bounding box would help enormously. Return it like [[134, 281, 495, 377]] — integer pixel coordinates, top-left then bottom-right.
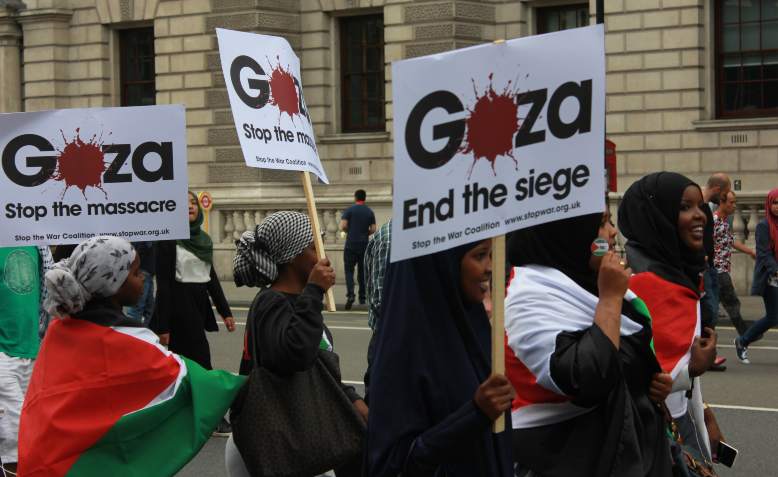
[[628, 271, 698, 378], [18, 318, 245, 477], [505, 265, 646, 429]]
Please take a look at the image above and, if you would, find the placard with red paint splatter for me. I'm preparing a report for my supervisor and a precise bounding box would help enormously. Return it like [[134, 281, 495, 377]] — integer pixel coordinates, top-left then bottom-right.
[[390, 25, 607, 263], [0, 105, 189, 246], [216, 28, 328, 184]]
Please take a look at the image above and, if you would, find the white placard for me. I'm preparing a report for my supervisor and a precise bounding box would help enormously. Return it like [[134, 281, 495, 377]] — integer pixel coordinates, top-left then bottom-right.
[[0, 105, 189, 246], [391, 25, 606, 262], [216, 28, 328, 183]]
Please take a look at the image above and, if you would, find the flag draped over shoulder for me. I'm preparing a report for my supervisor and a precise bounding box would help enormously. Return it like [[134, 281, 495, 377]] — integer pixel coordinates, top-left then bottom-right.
[[628, 271, 698, 379], [18, 318, 245, 477], [504, 265, 646, 429]]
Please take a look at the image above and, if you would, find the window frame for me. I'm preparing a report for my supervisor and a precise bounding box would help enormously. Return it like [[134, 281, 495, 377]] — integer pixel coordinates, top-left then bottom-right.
[[535, 3, 590, 35], [118, 27, 156, 107], [714, 0, 778, 119], [339, 14, 386, 133]]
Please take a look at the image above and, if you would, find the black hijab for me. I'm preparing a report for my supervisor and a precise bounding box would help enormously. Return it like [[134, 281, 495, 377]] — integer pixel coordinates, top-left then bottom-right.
[[618, 172, 706, 293], [366, 241, 512, 477], [508, 213, 603, 295]]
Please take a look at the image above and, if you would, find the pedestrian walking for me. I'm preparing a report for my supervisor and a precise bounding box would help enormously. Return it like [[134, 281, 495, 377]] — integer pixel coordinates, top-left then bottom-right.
[[229, 211, 365, 477], [700, 173, 732, 330], [714, 191, 755, 337], [126, 240, 156, 326], [150, 191, 235, 434], [505, 211, 672, 477], [366, 239, 515, 477], [0, 245, 52, 475], [18, 236, 243, 477], [620, 172, 724, 469], [339, 189, 376, 310], [701, 173, 731, 370], [735, 188, 778, 364]]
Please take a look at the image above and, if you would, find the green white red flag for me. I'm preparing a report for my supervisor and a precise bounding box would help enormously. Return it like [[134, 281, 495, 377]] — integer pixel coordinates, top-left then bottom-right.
[[18, 318, 245, 477]]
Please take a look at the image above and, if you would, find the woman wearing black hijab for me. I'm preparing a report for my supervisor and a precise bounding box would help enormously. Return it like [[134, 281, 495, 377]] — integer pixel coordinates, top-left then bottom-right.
[[151, 191, 236, 369], [619, 172, 722, 467], [366, 240, 515, 477], [505, 211, 673, 477]]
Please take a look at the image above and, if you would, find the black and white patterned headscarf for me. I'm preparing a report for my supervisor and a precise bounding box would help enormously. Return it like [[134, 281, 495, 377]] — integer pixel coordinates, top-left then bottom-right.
[[44, 236, 136, 316], [233, 211, 313, 287]]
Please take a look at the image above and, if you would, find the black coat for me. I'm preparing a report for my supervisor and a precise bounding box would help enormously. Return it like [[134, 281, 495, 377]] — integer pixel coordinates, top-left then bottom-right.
[[149, 241, 231, 369], [150, 240, 230, 334]]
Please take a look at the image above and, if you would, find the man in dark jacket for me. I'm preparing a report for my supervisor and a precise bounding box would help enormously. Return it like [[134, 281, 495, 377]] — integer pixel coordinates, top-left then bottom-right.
[[340, 189, 376, 310]]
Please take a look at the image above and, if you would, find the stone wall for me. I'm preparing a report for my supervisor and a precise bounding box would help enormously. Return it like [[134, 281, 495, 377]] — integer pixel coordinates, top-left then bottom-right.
[[602, 0, 778, 192], [1, 0, 777, 291]]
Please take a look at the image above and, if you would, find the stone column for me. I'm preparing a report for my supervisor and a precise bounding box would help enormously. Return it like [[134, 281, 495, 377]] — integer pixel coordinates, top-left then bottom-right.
[[0, 6, 22, 112], [16, 7, 72, 111]]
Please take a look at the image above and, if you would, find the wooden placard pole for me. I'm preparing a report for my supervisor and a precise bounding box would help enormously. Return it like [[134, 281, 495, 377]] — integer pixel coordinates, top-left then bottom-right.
[[491, 234, 506, 433], [489, 37, 508, 434], [301, 172, 337, 312]]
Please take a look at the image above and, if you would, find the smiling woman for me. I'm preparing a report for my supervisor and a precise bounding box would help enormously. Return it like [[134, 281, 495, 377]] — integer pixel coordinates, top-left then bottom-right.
[[620, 172, 720, 474], [366, 239, 515, 477]]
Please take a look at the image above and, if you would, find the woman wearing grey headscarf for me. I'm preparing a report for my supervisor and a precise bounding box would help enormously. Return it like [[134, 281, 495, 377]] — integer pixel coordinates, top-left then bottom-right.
[[44, 236, 143, 320], [20, 236, 245, 477], [227, 211, 366, 477]]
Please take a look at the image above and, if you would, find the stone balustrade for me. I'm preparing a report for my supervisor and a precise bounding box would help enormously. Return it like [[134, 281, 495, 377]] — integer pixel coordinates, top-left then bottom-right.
[[207, 194, 392, 302], [608, 191, 771, 295], [212, 205, 359, 246]]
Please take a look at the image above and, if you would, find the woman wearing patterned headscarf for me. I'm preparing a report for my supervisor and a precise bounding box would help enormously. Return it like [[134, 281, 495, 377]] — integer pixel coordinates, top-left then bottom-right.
[[151, 191, 235, 371], [227, 211, 365, 477], [18, 236, 244, 477]]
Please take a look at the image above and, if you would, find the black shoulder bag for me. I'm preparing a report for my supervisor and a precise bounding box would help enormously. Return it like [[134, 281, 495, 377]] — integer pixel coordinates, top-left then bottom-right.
[[232, 291, 365, 477]]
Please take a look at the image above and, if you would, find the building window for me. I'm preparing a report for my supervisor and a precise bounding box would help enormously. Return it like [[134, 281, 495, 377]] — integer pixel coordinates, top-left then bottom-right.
[[536, 4, 589, 34], [340, 15, 385, 133], [716, 0, 778, 118], [119, 27, 155, 107]]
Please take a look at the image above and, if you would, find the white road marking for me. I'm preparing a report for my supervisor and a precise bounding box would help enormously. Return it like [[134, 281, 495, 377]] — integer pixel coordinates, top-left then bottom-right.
[[217, 306, 368, 316], [718, 326, 778, 334], [719, 344, 778, 351], [327, 395, 778, 413], [231, 322, 370, 331], [710, 404, 778, 413]]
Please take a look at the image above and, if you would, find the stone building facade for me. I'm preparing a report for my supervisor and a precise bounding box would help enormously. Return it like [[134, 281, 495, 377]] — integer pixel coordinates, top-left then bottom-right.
[[0, 0, 775, 294]]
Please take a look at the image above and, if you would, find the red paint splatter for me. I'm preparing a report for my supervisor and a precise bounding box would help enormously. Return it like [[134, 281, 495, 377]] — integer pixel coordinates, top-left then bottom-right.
[[267, 56, 300, 122], [52, 129, 108, 198], [459, 73, 521, 178]]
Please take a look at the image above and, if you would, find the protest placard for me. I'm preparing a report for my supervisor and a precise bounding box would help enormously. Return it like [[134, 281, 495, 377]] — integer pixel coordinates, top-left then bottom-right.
[[217, 28, 335, 310], [0, 105, 189, 246], [216, 28, 328, 184], [390, 25, 606, 263]]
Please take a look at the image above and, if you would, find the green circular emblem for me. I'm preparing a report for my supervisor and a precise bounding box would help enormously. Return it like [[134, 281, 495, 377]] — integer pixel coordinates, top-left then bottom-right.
[[4, 249, 36, 295]]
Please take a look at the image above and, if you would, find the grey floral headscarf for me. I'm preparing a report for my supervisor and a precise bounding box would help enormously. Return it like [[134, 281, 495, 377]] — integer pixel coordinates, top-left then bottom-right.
[[233, 211, 313, 288], [44, 236, 136, 315]]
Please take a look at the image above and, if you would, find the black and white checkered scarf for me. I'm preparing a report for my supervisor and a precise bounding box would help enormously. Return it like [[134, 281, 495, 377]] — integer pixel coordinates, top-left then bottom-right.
[[233, 211, 313, 287]]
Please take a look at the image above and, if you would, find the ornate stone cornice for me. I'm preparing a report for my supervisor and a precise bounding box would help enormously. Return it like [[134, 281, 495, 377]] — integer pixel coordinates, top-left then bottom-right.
[[0, 7, 21, 40], [15, 8, 73, 25]]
